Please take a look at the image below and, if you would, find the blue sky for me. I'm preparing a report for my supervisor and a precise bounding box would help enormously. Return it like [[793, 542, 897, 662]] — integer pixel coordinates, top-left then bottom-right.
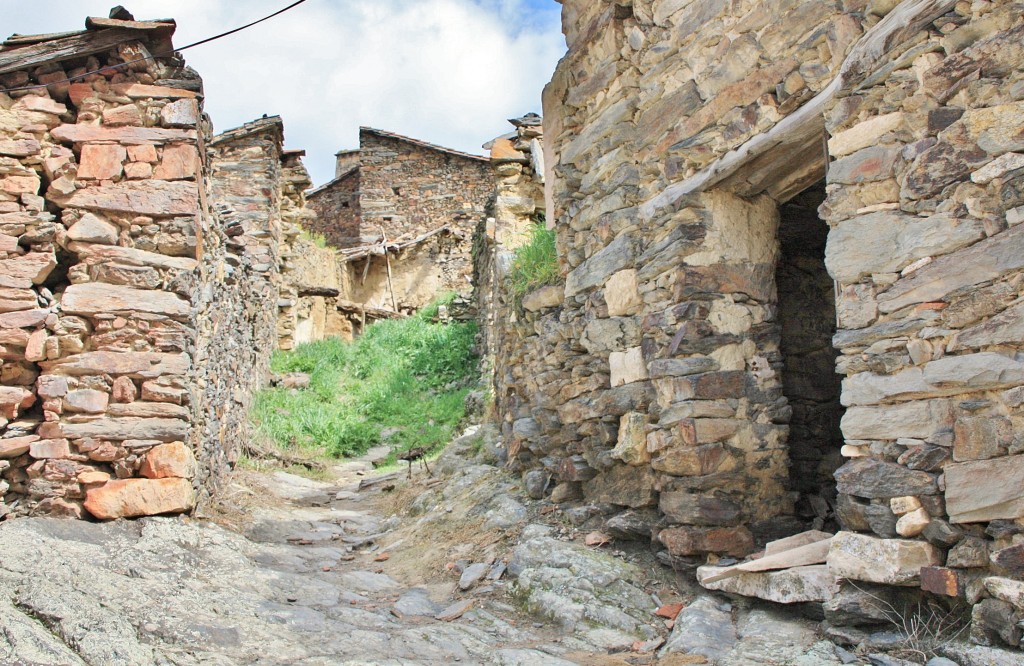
[[2, 0, 565, 185]]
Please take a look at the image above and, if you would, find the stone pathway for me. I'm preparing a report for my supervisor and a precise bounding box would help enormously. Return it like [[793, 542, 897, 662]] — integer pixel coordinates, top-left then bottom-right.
[[0, 428, 845, 665]]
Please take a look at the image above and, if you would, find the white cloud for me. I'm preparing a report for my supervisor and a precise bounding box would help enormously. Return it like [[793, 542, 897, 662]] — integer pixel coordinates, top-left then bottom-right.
[[1, 0, 565, 184]]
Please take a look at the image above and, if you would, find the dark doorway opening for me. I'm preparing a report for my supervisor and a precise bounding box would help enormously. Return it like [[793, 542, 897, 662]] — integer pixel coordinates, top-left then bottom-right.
[[775, 180, 844, 530]]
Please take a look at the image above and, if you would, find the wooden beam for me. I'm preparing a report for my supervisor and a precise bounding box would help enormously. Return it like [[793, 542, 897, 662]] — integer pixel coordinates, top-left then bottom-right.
[[763, 530, 833, 556], [3, 31, 85, 47], [84, 17, 176, 33], [0, 28, 150, 75], [638, 0, 958, 219]]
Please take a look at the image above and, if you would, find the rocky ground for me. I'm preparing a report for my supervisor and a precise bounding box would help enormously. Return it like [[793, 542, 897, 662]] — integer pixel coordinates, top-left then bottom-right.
[[0, 425, 1001, 666]]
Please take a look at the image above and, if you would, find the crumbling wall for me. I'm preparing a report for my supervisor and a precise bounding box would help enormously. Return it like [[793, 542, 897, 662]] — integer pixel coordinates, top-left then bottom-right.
[[474, 116, 558, 476], [343, 230, 472, 312], [277, 235, 353, 348]]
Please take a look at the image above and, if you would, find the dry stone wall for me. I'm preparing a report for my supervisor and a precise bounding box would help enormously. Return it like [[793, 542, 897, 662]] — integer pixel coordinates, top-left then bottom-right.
[[0, 20, 208, 520], [306, 128, 496, 313], [358, 128, 493, 246], [0, 17, 313, 522], [306, 167, 359, 248], [486, 0, 1024, 649], [819, 0, 1024, 648], [475, 117, 550, 452], [198, 116, 293, 499]]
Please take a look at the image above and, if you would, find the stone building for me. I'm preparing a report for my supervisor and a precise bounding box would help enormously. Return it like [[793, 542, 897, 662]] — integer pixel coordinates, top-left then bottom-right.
[[0, 13, 312, 522], [488, 0, 1024, 649], [306, 127, 494, 311]]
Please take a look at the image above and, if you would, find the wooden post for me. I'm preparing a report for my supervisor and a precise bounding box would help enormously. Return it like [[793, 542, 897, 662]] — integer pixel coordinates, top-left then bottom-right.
[[380, 226, 398, 312]]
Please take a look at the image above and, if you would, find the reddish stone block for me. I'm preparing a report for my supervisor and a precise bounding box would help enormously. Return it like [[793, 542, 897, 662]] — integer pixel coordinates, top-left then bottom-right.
[[102, 104, 143, 126], [920, 566, 962, 597], [77, 144, 126, 180], [0, 434, 38, 458], [153, 143, 199, 180], [658, 525, 755, 557], [127, 144, 158, 162], [83, 477, 196, 520], [112, 376, 138, 403], [0, 386, 35, 419], [68, 83, 95, 106], [123, 161, 153, 179], [139, 441, 197, 479], [63, 388, 109, 414], [28, 438, 70, 460]]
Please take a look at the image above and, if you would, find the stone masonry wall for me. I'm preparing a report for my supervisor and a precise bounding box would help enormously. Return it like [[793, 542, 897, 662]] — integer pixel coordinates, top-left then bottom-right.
[[277, 147, 356, 349], [306, 128, 495, 312], [358, 128, 493, 247], [305, 168, 359, 248], [198, 116, 289, 501], [0, 21, 210, 520], [0, 18, 302, 522], [474, 117, 550, 460], [820, 0, 1024, 647], [502, 0, 1024, 650]]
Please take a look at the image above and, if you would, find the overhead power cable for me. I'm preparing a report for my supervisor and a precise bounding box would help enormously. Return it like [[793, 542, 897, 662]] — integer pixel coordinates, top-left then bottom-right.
[[1, 0, 310, 94]]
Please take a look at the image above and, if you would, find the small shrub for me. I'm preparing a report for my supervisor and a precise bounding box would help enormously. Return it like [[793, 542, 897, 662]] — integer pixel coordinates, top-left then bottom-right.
[[507, 220, 559, 298]]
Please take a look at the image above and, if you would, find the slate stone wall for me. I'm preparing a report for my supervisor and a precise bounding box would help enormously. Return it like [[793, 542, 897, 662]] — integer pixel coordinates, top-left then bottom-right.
[[0, 25, 312, 522], [494, 0, 1024, 645], [306, 168, 360, 248], [0, 27, 210, 519]]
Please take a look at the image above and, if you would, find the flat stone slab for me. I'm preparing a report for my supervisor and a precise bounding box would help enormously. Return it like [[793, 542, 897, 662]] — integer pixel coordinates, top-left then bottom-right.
[[827, 531, 941, 585], [945, 454, 1024, 523], [697, 564, 840, 603]]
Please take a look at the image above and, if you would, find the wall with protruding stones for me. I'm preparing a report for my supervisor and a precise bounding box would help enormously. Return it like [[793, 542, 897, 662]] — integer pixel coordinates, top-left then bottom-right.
[[196, 116, 290, 505], [474, 118, 553, 480], [499, 0, 1024, 648], [0, 23, 211, 520], [820, 1, 1024, 648], [0, 19, 309, 522]]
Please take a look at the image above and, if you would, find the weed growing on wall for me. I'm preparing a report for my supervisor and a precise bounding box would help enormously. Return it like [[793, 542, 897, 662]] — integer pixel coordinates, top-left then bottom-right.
[[297, 228, 329, 248], [507, 219, 559, 299], [252, 294, 478, 459]]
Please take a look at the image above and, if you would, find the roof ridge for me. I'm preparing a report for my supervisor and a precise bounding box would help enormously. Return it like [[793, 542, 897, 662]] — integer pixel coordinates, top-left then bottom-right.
[[358, 126, 489, 163]]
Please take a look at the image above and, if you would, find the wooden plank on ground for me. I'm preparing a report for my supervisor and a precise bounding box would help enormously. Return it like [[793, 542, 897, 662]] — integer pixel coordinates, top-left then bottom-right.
[[701, 537, 833, 584], [764, 530, 833, 556]]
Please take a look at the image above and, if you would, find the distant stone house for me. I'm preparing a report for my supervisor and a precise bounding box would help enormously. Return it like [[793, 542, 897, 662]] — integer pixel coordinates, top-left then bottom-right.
[[306, 127, 493, 248], [306, 127, 494, 310]]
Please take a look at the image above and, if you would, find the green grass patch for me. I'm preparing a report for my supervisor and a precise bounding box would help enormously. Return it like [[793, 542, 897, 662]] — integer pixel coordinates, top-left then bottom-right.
[[252, 294, 478, 459], [298, 228, 328, 248], [507, 220, 559, 299]]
